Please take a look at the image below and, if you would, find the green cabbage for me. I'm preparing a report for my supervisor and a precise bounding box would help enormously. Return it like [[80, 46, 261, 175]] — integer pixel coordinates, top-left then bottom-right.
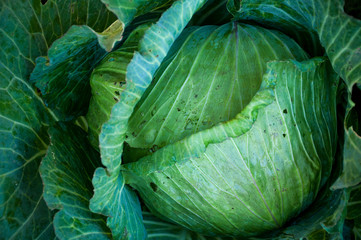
[[1, 0, 360, 239]]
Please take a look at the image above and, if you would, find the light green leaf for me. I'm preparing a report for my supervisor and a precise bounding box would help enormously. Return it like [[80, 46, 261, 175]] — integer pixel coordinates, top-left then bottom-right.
[[229, 0, 361, 90], [90, 0, 208, 238], [86, 23, 153, 149], [126, 22, 308, 153], [91, 169, 146, 240], [40, 123, 111, 240], [124, 58, 339, 237], [91, 20, 125, 52]]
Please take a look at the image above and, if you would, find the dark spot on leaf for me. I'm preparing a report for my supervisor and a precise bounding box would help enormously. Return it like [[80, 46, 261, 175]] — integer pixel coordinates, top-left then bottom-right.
[[115, 91, 120, 95], [263, 130, 266, 133], [166, 176, 170, 179], [150, 182, 158, 192], [283, 109, 288, 114], [283, 133, 286, 138], [113, 97, 118, 102], [139, 120, 146, 128], [113, 82, 117, 85], [177, 108, 181, 112], [194, 94, 198, 98], [122, 227, 128, 238], [41, 0, 47, 5], [125, 135, 128, 139], [150, 145, 158, 153]]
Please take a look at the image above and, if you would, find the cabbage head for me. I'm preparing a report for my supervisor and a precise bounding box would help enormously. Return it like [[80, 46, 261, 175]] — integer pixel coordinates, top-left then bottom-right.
[[121, 23, 338, 237], [1, 0, 360, 239]]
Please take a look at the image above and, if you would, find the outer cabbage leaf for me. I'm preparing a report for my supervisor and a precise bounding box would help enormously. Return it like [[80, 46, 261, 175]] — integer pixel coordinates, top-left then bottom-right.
[[229, 0, 361, 90], [89, 0, 208, 239], [0, 0, 115, 238], [332, 87, 361, 191], [40, 123, 111, 240], [0, 61, 55, 240], [28, 1, 119, 121], [30, 26, 108, 121], [124, 58, 338, 237]]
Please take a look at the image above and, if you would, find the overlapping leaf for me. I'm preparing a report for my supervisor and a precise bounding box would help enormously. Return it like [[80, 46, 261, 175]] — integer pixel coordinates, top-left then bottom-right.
[[89, 0, 208, 239], [29, 26, 108, 121], [229, 1, 361, 236], [28, 1, 118, 121], [86, 23, 153, 148]]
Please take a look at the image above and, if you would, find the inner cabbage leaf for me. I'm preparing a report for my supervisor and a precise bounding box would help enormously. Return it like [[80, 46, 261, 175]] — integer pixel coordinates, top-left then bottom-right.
[[125, 22, 308, 155]]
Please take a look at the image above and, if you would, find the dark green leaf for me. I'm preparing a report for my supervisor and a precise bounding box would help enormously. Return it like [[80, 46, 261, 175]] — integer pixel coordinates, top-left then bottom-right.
[[188, 0, 232, 26], [347, 184, 361, 220], [40, 123, 111, 239], [30, 26, 108, 121], [0, 0, 114, 238]]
